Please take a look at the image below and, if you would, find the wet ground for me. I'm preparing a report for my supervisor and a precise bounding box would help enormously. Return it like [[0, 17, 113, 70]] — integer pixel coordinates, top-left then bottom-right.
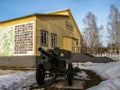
[[30, 79, 85, 90], [29, 69, 102, 90]]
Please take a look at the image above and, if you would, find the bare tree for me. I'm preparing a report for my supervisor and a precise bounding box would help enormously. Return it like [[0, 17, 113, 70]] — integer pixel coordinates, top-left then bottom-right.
[[82, 12, 102, 54], [107, 5, 120, 53]]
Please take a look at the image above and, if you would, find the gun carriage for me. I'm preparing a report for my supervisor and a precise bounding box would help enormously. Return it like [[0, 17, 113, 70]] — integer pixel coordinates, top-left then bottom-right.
[[36, 47, 74, 86]]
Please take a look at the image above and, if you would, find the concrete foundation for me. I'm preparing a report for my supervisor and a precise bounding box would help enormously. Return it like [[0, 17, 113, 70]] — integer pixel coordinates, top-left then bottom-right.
[[0, 56, 36, 68], [55, 80, 85, 89]]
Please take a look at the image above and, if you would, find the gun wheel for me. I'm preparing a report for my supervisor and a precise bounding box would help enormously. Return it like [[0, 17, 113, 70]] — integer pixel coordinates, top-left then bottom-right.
[[67, 63, 73, 86], [36, 63, 45, 85]]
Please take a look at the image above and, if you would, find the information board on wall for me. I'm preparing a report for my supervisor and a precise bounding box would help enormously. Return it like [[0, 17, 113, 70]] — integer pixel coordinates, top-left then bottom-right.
[[0, 21, 34, 56]]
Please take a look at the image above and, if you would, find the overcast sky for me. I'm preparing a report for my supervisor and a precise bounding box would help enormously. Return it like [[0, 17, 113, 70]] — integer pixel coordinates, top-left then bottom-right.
[[0, 0, 120, 46]]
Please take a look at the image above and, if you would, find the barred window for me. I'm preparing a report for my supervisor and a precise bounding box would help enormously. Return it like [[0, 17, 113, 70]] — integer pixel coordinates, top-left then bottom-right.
[[41, 30, 48, 46], [51, 33, 57, 47]]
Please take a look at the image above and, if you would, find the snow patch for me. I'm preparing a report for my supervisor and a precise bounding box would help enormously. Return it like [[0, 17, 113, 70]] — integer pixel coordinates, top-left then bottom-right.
[[1, 61, 120, 90], [0, 70, 36, 90], [77, 61, 120, 90]]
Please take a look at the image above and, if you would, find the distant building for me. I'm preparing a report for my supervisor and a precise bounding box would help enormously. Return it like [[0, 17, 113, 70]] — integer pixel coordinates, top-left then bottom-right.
[[0, 9, 82, 68]]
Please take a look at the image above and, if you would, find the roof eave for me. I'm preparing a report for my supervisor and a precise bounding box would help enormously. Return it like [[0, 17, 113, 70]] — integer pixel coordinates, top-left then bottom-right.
[[0, 13, 68, 24]]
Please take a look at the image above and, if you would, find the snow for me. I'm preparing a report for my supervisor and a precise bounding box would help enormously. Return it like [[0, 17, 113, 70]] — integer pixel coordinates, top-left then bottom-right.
[[0, 61, 120, 90], [78, 61, 120, 79], [74, 71, 90, 80], [88, 78, 120, 90], [77, 61, 120, 90], [0, 70, 36, 90]]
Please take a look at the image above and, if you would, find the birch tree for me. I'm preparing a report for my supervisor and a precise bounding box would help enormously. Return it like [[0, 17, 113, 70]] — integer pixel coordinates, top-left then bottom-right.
[[107, 5, 120, 53], [83, 12, 102, 53]]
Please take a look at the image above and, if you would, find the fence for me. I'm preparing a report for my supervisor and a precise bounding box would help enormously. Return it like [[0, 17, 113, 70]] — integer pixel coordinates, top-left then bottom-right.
[[93, 53, 120, 61]]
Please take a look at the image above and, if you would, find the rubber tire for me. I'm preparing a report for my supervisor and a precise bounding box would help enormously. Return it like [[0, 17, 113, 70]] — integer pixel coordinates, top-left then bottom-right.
[[36, 63, 45, 85], [67, 63, 73, 86]]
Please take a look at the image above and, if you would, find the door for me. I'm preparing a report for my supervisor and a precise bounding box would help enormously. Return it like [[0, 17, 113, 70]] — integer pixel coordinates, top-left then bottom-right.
[[63, 37, 72, 51]]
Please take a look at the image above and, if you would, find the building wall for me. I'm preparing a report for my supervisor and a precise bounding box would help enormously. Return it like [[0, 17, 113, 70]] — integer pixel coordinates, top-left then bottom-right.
[[72, 20, 81, 53], [48, 9, 82, 53], [0, 14, 81, 68], [0, 16, 37, 67], [36, 15, 74, 55]]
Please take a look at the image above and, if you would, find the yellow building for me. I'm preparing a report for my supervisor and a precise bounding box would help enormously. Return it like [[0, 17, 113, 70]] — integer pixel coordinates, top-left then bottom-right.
[[0, 8, 82, 67]]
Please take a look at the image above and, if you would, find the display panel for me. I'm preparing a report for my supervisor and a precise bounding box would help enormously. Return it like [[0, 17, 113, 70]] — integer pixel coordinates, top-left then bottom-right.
[[0, 21, 34, 56]]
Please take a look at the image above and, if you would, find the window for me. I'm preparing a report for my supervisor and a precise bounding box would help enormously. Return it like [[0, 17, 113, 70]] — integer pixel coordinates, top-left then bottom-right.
[[51, 33, 57, 47], [41, 30, 48, 46]]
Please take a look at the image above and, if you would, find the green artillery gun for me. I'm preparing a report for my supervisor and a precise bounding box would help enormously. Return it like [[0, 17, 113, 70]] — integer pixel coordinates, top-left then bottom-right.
[[36, 47, 74, 86]]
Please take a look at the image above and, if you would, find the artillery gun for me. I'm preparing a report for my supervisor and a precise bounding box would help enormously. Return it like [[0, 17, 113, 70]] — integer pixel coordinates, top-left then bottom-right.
[[36, 47, 74, 86]]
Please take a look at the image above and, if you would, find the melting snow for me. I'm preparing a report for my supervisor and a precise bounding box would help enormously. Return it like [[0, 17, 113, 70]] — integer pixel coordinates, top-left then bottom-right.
[[78, 61, 120, 90], [0, 61, 120, 90], [0, 70, 36, 90]]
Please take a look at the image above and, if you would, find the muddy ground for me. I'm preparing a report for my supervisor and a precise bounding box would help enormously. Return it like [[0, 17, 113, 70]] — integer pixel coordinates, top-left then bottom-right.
[[30, 69, 102, 90]]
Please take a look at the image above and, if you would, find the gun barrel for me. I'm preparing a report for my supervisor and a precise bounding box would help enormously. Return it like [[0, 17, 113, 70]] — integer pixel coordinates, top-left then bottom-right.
[[38, 47, 51, 57]]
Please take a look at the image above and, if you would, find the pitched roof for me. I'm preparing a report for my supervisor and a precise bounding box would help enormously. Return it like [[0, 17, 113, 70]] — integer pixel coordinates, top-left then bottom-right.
[[0, 8, 81, 37]]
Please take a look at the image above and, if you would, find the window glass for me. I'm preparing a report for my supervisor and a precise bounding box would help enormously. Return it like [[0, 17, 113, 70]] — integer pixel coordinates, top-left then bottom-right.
[[51, 33, 57, 47], [41, 30, 48, 46]]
